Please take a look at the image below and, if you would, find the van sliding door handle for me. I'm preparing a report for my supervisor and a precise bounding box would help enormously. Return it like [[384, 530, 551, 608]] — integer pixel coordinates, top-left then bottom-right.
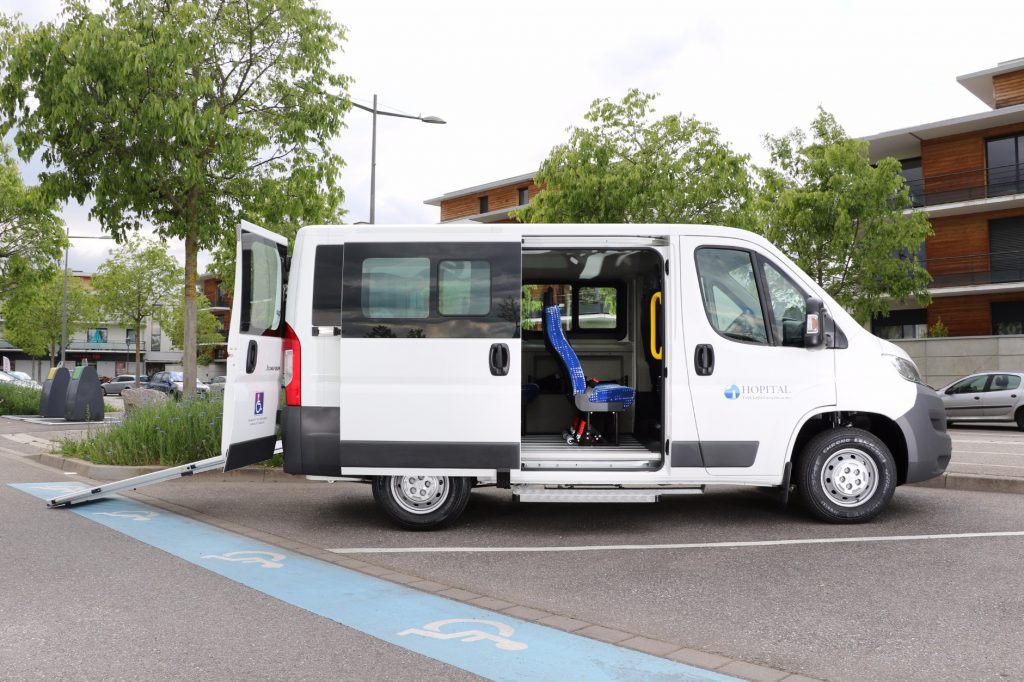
[[695, 344, 715, 376], [489, 343, 510, 377]]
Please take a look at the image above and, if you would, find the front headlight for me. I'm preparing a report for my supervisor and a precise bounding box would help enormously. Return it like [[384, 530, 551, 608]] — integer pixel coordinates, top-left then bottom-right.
[[885, 354, 923, 384]]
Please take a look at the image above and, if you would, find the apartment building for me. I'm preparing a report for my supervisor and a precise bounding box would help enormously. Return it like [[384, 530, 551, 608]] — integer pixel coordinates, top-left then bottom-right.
[[866, 57, 1024, 339], [425, 58, 1024, 341]]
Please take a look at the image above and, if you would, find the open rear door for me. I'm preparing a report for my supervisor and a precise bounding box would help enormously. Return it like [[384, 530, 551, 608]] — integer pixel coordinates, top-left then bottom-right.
[[221, 221, 288, 471]]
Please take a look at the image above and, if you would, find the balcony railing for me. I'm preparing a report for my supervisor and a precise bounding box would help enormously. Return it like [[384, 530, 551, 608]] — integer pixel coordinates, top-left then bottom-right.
[[903, 162, 1024, 208], [925, 248, 1024, 287], [68, 340, 146, 352]]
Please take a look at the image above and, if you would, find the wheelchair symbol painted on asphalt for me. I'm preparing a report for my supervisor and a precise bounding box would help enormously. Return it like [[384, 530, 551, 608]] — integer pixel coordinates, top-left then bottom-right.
[[201, 550, 286, 569], [398, 618, 528, 651], [92, 510, 160, 522]]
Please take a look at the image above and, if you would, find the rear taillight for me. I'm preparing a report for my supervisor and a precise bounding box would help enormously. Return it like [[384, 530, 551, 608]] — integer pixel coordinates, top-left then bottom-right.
[[282, 323, 301, 406]]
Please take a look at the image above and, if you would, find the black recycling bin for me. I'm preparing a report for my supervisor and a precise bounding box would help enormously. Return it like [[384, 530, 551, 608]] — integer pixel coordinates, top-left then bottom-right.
[[39, 367, 70, 418], [64, 365, 105, 422]]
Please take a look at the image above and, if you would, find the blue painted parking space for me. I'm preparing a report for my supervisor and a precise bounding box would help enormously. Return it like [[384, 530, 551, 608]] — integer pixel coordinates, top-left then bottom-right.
[[12, 483, 738, 682]]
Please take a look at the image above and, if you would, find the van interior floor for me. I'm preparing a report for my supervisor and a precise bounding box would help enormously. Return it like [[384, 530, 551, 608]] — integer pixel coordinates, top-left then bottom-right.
[[520, 434, 662, 470]]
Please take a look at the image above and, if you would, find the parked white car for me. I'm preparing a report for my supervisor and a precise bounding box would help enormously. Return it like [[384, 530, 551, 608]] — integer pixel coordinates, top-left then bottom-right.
[[0, 370, 41, 389], [940, 372, 1024, 430]]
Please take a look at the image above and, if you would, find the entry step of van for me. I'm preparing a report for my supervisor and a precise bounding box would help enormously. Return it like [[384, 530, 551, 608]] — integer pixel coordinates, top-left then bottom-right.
[[511, 484, 703, 504], [520, 434, 661, 470]]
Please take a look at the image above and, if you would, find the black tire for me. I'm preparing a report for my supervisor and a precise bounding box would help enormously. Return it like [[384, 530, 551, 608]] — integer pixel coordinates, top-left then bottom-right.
[[371, 475, 472, 531], [946, 420, 954, 429], [797, 427, 896, 524], [1016, 409, 1024, 432]]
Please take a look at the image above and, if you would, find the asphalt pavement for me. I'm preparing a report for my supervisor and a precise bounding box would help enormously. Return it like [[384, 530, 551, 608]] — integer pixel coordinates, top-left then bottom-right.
[[3, 419, 1024, 681]]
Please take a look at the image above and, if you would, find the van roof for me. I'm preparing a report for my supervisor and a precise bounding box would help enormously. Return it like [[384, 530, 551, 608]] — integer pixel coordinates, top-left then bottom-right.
[[297, 223, 773, 249]]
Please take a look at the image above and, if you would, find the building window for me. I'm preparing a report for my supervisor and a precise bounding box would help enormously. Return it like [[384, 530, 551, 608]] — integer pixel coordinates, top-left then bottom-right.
[[992, 301, 1024, 335], [986, 134, 1024, 197], [871, 309, 928, 340], [479, 195, 489, 214], [517, 187, 529, 205], [898, 157, 923, 207], [989, 217, 1024, 283], [126, 329, 137, 347], [87, 328, 108, 344], [151, 327, 161, 352]]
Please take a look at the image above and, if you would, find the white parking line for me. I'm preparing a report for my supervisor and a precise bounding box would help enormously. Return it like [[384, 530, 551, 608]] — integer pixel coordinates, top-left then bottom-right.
[[950, 462, 1024, 470], [327, 530, 1024, 554]]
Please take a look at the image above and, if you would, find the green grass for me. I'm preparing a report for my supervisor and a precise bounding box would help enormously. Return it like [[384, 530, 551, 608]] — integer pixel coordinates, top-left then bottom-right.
[[60, 395, 224, 467], [0, 383, 42, 415]]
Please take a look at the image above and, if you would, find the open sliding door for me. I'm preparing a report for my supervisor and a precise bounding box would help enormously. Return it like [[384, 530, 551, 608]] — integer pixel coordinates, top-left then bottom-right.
[[338, 235, 521, 475]]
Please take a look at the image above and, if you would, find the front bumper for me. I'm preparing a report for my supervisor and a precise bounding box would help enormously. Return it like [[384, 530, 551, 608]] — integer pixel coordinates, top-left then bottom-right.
[[897, 383, 952, 484]]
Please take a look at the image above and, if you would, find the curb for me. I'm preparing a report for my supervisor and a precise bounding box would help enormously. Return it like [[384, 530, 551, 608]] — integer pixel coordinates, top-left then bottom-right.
[[910, 471, 1024, 495]]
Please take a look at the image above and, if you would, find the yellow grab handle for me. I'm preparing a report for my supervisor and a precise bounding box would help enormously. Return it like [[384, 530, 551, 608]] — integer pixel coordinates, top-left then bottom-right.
[[650, 292, 663, 360]]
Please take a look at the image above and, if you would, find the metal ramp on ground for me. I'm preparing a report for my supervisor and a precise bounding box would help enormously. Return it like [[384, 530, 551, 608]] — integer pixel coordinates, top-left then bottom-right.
[[45, 455, 227, 508]]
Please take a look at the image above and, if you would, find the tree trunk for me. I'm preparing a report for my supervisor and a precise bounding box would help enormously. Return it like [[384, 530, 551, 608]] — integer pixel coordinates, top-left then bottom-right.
[[183, 229, 198, 399], [134, 320, 143, 387]]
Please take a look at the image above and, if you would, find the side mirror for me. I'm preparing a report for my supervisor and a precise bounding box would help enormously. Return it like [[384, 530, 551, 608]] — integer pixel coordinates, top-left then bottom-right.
[[804, 297, 825, 348]]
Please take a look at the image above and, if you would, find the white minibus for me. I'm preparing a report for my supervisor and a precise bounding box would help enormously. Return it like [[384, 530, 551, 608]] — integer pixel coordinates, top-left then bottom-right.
[[220, 222, 951, 530]]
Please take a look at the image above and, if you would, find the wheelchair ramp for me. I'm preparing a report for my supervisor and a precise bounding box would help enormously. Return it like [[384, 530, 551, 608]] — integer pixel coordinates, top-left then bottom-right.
[[520, 435, 661, 470], [45, 455, 226, 508]]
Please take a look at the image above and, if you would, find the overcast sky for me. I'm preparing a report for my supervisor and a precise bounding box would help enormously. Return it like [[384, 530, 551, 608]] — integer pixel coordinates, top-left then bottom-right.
[[5, 0, 1023, 273]]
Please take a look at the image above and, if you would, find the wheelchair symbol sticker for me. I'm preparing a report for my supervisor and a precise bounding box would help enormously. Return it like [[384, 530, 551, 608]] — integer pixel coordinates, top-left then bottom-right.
[[254, 391, 264, 415], [201, 550, 286, 569], [398, 618, 528, 651]]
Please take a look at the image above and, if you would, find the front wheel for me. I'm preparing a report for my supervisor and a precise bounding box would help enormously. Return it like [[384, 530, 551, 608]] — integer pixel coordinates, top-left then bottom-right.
[[797, 428, 896, 523], [372, 475, 472, 531]]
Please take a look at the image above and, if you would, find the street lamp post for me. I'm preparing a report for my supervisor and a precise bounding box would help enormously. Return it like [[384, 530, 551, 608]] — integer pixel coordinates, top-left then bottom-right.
[[349, 95, 445, 224]]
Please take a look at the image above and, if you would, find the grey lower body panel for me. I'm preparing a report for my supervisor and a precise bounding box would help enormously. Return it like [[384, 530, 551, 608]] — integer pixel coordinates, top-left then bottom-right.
[[282, 406, 519, 474], [897, 384, 953, 484], [670, 440, 759, 468]]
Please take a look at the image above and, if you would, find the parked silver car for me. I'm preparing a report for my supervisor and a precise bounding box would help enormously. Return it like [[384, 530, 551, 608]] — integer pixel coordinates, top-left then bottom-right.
[[940, 372, 1024, 430], [207, 375, 226, 393], [101, 374, 148, 395]]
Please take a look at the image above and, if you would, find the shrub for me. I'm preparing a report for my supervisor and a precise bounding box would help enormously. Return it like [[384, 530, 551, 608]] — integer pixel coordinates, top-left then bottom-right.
[[927, 318, 950, 338], [0, 383, 43, 416], [60, 394, 224, 466]]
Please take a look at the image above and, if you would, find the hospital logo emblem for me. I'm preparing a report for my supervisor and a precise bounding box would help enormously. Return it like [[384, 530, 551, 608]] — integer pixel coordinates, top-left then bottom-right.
[[254, 391, 265, 415], [724, 385, 741, 400]]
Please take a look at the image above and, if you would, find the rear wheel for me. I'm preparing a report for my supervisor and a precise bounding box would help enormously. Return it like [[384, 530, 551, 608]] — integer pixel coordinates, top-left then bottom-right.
[[1015, 408, 1024, 431], [797, 428, 896, 523], [372, 475, 472, 531]]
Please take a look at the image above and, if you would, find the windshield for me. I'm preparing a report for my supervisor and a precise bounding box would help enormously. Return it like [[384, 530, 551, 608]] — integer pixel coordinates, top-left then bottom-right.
[[169, 372, 184, 381]]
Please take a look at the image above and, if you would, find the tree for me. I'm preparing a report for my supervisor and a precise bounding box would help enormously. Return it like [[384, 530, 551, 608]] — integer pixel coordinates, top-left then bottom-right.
[[515, 89, 752, 226], [3, 271, 94, 365], [91, 240, 181, 384], [0, 0, 349, 397], [754, 109, 932, 323], [0, 143, 65, 297], [158, 300, 224, 366]]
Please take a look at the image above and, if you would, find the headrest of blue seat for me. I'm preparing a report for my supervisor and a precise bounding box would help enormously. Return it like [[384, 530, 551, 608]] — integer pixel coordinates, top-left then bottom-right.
[[543, 288, 586, 395]]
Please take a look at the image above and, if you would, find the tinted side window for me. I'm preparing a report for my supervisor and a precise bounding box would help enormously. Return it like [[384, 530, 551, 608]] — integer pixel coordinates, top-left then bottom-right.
[[951, 376, 989, 394], [312, 245, 344, 327], [989, 374, 1021, 391], [695, 248, 768, 345], [342, 242, 520, 339]]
